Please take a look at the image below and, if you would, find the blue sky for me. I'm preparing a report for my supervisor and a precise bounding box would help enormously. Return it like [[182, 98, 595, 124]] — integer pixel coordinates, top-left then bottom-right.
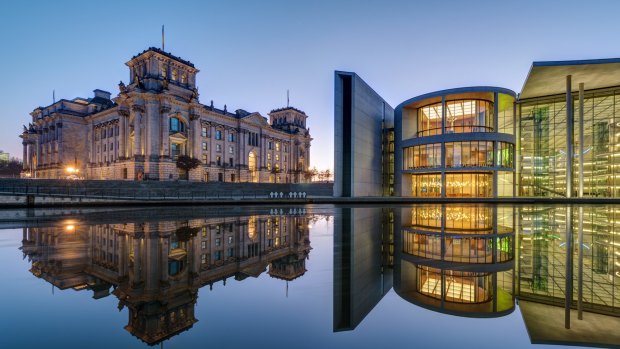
[[1, 0, 620, 170]]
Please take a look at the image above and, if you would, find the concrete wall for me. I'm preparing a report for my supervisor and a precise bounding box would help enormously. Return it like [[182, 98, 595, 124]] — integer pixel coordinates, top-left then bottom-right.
[[334, 72, 394, 197]]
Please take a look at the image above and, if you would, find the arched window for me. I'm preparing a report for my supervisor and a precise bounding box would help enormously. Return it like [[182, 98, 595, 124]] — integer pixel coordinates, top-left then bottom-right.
[[169, 117, 185, 133]]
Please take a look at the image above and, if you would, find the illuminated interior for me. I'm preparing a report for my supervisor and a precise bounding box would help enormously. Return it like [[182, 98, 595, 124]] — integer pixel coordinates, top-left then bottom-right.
[[417, 99, 494, 137], [417, 266, 491, 303], [401, 90, 516, 198], [412, 173, 493, 197], [519, 88, 620, 198]]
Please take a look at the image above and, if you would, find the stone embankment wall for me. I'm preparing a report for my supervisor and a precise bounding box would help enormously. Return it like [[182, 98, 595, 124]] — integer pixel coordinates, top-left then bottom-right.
[[0, 179, 333, 207]]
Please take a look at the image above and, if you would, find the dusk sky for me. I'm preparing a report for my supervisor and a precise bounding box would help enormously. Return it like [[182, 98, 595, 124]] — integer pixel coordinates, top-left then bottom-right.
[[1, 0, 620, 171]]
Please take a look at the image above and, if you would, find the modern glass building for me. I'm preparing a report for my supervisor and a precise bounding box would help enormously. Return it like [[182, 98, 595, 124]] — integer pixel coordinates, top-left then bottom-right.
[[395, 88, 516, 198], [334, 57, 620, 198], [518, 58, 620, 198]]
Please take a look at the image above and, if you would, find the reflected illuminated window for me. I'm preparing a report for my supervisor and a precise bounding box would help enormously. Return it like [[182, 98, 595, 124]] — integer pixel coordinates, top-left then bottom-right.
[[248, 216, 257, 239], [417, 266, 492, 303]]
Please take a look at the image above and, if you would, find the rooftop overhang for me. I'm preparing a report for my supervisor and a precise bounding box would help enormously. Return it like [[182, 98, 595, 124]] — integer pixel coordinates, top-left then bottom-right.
[[396, 86, 516, 111], [520, 58, 620, 100]]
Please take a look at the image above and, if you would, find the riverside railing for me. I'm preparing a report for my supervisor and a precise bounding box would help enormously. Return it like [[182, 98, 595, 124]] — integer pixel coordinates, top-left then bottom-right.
[[0, 184, 316, 201]]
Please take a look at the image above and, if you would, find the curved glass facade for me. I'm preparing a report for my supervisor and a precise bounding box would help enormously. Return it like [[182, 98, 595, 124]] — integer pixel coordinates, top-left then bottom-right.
[[412, 172, 493, 197], [404, 141, 514, 170], [417, 100, 494, 137], [399, 89, 516, 198]]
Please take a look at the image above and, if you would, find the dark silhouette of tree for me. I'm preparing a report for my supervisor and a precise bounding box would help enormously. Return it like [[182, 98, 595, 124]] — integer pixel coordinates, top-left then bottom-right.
[[0, 158, 22, 178], [176, 155, 201, 180]]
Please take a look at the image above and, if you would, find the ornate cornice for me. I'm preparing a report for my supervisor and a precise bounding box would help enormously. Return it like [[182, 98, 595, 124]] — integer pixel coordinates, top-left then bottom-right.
[[93, 119, 120, 128], [131, 105, 145, 113], [118, 108, 130, 117]]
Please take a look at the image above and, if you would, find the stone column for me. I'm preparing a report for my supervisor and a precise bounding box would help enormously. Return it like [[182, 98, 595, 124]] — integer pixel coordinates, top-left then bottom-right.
[[35, 137, 40, 175], [160, 235, 169, 283], [22, 142, 28, 170], [57, 123, 63, 166], [132, 105, 144, 157], [191, 113, 201, 159], [132, 236, 142, 286], [222, 126, 228, 171], [119, 110, 128, 159], [160, 106, 170, 157], [146, 102, 160, 160]]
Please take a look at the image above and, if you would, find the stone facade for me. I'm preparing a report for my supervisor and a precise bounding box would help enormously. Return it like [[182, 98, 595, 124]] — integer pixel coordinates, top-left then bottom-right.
[[20, 47, 312, 182]]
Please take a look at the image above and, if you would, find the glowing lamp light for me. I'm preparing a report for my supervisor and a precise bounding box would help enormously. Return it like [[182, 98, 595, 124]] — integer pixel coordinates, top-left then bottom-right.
[[66, 167, 76, 173], [65, 224, 75, 232]]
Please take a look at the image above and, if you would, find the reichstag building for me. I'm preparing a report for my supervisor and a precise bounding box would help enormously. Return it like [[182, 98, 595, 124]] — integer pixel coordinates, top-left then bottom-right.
[[20, 47, 312, 182]]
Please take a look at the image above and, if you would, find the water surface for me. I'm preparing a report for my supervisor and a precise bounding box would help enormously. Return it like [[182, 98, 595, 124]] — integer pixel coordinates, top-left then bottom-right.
[[0, 204, 617, 349]]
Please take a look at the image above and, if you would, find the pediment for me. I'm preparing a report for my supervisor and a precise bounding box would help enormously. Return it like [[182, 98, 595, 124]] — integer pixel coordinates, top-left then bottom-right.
[[242, 112, 269, 126], [169, 132, 187, 140]]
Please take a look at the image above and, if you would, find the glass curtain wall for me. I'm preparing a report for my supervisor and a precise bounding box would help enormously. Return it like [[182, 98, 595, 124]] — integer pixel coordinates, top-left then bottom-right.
[[403, 142, 514, 170], [417, 100, 495, 137], [519, 88, 620, 197]]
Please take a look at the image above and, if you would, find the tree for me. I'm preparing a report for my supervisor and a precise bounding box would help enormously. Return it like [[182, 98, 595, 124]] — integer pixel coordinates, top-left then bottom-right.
[[176, 155, 201, 180], [304, 167, 318, 182], [0, 158, 23, 178], [323, 169, 332, 182]]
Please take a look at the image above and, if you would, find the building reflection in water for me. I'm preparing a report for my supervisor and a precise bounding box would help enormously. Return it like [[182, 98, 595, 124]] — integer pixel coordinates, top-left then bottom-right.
[[395, 205, 515, 317], [20, 212, 311, 346], [336, 204, 620, 348], [333, 207, 394, 331]]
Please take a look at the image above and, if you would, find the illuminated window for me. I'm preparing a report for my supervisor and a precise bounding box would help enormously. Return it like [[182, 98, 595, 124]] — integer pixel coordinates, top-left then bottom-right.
[[172, 69, 178, 81], [276, 142, 280, 151], [202, 142, 207, 151]]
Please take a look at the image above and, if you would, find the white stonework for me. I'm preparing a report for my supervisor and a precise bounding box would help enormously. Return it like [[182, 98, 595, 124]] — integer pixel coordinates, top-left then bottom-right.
[[20, 47, 312, 182]]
